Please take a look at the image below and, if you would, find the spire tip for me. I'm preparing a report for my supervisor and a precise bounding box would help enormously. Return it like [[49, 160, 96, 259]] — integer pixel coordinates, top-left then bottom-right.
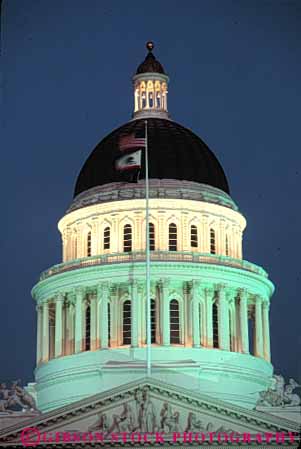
[[146, 41, 154, 52]]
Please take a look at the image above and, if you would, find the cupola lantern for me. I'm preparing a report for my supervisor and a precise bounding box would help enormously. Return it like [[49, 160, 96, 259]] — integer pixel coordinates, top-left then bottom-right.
[[132, 42, 169, 119]]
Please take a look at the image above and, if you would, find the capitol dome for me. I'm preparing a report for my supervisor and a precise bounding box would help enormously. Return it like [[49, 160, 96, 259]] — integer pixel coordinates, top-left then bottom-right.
[[31, 43, 274, 415], [74, 118, 230, 197]]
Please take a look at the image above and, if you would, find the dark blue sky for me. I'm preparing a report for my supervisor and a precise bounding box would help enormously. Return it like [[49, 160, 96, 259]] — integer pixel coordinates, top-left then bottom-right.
[[1, 1, 300, 385]]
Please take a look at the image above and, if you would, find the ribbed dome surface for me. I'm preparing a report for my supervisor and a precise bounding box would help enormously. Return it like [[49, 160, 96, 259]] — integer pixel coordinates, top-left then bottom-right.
[[74, 118, 229, 197]]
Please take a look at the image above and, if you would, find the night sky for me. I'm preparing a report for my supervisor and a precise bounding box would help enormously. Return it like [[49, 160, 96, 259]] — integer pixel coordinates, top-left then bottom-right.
[[1, 1, 300, 386]]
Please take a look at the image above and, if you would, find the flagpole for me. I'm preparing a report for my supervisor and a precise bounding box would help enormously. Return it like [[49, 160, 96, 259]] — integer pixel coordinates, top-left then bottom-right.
[[145, 120, 151, 377]]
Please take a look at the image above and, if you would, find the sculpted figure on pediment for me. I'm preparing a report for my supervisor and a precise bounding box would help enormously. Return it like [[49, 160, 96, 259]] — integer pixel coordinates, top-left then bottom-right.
[[138, 388, 157, 432], [185, 412, 206, 432], [88, 413, 109, 432], [257, 374, 300, 407], [109, 403, 136, 432], [160, 402, 180, 432], [0, 381, 37, 412]]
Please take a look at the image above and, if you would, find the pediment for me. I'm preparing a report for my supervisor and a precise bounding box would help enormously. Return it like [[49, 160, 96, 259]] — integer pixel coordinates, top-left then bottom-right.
[[0, 378, 299, 447]]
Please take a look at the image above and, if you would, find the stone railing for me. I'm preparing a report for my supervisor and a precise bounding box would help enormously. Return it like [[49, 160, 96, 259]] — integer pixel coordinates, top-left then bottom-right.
[[39, 251, 268, 281]]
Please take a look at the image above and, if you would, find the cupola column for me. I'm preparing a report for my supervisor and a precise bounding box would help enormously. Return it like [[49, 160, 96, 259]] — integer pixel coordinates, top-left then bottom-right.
[[200, 289, 207, 346], [42, 301, 49, 362], [229, 291, 239, 352], [255, 296, 264, 358], [191, 280, 201, 347], [217, 285, 230, 350], [131, 280, 139, 347], [262, 300, 271, 362], [36, 305, 43, 364], [98, 283, 109, 349], [161, 279, 170, 346], [75, 287, 84, 353], [90, 294, 98, 350], [239, 289, 249, 354], [206, 287, 214, 348], [55, 293, 64, 358]]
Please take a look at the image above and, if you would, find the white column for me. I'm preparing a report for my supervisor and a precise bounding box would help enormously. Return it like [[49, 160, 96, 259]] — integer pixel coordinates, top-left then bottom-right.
[[36, 305, 42, 364], [217, 285, 230, 350], [191, 280, 200, 347], [90, 294, 98, 350], [55, 293, 64, 358], [161, 279, 170, 346], [200, 289, 207, 347], [206, 288, 214, 348], [134, 88, 139, 112], [75, 288, 84, 353], [255, 296, 264, 358], [110, 286, 118, 348], [42, 301, 49, 362], [131, 280, 139, 347], [262, 301, 271, 362], [98, 283, 109, 349], [229, 292, 238, 352], [239, 289, 249, 354]]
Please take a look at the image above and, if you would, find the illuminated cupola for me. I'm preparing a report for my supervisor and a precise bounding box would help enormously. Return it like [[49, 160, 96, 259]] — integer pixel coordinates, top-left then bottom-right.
[[133, 42, 169, 119]]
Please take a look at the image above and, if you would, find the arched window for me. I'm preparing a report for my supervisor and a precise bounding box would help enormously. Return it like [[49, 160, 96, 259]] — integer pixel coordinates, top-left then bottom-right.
[[149, 92, 153, 108], [149, 223, 155, 251], [210, 228, 216, 254], [191, 225, 198, 248], [151, 299, 156, 343], [85, 305, 91, 351], [170, 299, 180, 344], [123, 225, 132, 252], [87, 231, 92, 257], [213, 302, 219, 348], [168, 223, 177, 251], [122, 300, 131, 345], [225, 235, 229, 256], [108, 302, 111, 347], [103, 227, 110, 250]]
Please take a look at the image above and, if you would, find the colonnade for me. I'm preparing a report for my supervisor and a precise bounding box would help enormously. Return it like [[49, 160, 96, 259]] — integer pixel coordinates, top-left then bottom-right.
[[134, 79, 168, 112], [36, 281, 271, 365]]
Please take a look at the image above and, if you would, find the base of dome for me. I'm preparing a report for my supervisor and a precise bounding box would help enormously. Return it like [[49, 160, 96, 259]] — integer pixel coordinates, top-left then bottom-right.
[[35, 346, 272, 413]]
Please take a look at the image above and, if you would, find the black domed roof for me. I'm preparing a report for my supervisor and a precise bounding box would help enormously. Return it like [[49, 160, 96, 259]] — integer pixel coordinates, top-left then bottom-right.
[[74, 118, 229, 197], [136, 51, 166, 75]]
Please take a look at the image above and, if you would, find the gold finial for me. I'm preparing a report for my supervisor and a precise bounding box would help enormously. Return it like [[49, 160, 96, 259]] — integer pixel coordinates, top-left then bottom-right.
[[146, 41, 154, 52]]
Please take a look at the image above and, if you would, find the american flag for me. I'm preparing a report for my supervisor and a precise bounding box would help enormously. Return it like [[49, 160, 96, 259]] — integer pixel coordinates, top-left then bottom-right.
[[119, 133, 146, 151]]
